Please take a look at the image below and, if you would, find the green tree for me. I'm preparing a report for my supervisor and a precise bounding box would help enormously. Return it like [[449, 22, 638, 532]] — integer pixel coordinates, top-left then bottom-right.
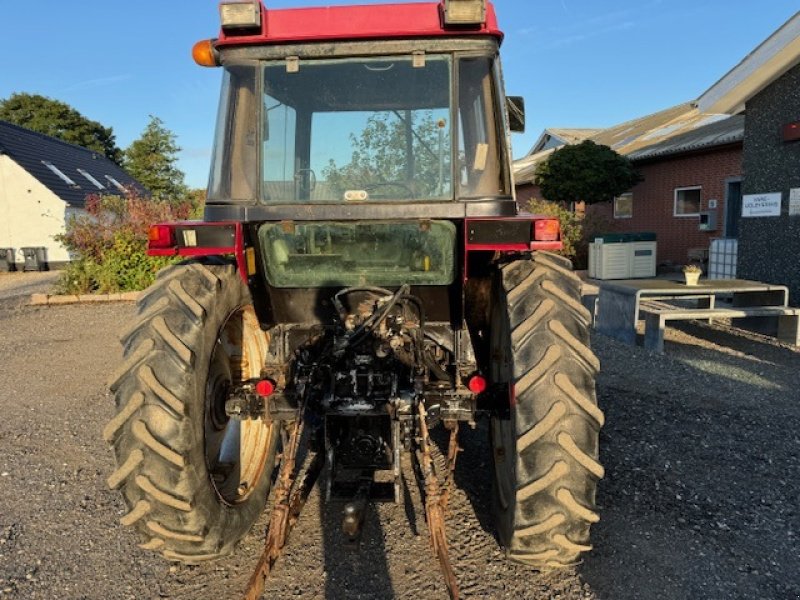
[[124, 116, 188, 202], [534, 140, 642, 205], [0, 92, 122, 163], [323, 111, 451, 198]]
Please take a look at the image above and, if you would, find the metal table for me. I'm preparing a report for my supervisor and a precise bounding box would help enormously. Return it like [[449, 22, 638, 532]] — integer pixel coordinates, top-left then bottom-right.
[[594, 278, 789, 345]]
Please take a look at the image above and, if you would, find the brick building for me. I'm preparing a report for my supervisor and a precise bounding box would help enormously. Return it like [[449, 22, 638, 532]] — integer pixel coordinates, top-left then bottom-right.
[[514, 107, 744, 267], [587, 118, 744, 266], [514, 12, 800, 295], [696, 12, 800, 303]]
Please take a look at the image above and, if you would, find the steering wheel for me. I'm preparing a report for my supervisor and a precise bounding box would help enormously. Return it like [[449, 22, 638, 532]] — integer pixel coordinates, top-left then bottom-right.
[[364, 181, 416, 199]]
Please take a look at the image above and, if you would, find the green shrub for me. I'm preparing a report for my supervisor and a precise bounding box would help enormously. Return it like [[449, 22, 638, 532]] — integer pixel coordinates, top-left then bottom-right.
[[56, 258, 101, 295], [56, 191, 194, 294], [94, 234, 176, 293]]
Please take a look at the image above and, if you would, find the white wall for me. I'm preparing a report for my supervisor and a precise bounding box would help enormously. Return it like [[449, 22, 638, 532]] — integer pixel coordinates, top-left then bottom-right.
[[0, 155, 75, 265]]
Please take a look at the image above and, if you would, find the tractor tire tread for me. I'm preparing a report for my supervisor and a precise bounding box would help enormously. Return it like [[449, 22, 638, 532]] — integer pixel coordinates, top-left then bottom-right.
[[105, 262, 278, 561], [493, 252, 604, 569]]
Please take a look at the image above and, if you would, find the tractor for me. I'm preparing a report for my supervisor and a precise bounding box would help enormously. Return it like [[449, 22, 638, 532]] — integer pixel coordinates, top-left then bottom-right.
[[105, 0, 603, 595]]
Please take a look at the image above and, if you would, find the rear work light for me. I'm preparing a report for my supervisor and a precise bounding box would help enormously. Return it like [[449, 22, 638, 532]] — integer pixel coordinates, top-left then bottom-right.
[[148, 224, 175, 249], [219, 0, 262, 33], [442, 0, 487, 26], [534, 219, 560, 242]]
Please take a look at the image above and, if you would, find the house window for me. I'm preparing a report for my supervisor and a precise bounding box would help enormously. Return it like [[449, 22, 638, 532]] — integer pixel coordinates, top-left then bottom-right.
[[105, 175, 127, 193], [77, 169, 106, 190], [674, 186, 701, 216], [614, 193, 633, 219], [42, 161, 78, 186]]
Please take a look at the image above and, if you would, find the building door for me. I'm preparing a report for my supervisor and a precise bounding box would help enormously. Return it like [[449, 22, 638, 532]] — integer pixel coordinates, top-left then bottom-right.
[[724, 180, 742, 238]]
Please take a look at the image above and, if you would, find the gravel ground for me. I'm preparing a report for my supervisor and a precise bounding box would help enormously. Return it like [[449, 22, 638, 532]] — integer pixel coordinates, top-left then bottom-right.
[[0, 272, 59, 303], [0, 299, 798, 599]]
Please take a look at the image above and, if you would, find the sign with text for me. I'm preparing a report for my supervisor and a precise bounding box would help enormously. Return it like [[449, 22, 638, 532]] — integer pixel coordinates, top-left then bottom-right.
[[789, 188, 800, 216], [742, 193, 782, 217]]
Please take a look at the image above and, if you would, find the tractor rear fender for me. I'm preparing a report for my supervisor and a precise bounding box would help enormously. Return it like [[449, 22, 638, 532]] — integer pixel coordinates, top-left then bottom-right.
[[463, 215, 562, 280], [145, 215, 564, 332], [147, 221, 249, 284]]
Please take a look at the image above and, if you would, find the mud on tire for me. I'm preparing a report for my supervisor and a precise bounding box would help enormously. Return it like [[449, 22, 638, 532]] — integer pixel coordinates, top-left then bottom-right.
[[105, 262, 279, 563], [490, 251, 604, 569]]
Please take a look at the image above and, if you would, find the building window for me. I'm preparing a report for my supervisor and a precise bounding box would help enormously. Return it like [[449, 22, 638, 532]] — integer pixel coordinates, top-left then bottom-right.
[[674, 186, 702, 216], [42, 161, 78, 186], [77, 169, 106, 190], [105, 175, 127, 193], [614, 193, 633, 219]]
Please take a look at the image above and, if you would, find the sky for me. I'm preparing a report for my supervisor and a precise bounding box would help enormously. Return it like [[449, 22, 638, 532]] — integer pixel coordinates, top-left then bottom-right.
[[0, 1, 797, 189]]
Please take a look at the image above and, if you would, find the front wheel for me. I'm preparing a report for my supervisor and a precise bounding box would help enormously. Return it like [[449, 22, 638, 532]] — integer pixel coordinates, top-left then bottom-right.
[[105, 262, 279, 563], [490, 252, 604, 569]]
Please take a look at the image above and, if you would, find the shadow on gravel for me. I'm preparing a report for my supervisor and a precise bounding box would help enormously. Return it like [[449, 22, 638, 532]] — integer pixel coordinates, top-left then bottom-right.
[[581, 335, 800, 600], [448, 421, 497, 538], [664, 323, 799, 395], [669, 320, 799, 362], [319, 474, 396, 599]]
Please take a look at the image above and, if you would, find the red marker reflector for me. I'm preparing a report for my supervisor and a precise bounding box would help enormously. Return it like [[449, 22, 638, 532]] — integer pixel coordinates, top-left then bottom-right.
[[255, 379, 276, 397], [534, 219, 560, 241], [147, 224, 174, 249], [467, 374, 487, 394]]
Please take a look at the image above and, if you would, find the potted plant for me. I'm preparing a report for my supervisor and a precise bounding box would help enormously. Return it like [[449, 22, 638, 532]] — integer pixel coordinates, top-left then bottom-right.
[[682, 264, 702, 286]]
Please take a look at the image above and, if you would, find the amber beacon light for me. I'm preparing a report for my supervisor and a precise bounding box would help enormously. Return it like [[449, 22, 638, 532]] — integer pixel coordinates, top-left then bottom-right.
[[192, 39, 220, 67]]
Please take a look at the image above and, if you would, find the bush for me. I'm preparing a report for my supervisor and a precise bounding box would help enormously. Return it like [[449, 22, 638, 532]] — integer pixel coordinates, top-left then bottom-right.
[[526, 198, 612, 270], [533, 140, 641, 205], [56, 191, 194, 294]]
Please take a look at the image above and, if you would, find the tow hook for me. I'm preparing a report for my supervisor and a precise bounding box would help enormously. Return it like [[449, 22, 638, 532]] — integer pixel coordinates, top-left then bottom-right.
[[225, 390, 265, 421], [226, 384, 299, 421]]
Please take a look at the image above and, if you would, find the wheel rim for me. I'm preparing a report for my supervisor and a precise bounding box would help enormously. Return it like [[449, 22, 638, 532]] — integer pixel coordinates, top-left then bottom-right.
[[205, 305, 274, 505]]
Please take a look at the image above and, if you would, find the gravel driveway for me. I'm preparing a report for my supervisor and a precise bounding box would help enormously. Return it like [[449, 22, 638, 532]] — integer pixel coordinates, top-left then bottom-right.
[[0, 299, 797, 599], [0, 272, 59, 303]]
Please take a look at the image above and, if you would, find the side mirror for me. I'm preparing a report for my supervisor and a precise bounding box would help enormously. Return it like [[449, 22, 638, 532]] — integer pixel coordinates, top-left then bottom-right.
[[507, 96, 525, 133]]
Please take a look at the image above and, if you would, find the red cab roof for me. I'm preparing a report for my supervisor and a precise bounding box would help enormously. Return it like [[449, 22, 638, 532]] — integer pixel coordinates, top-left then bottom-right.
[[216, 2, 503, 48]]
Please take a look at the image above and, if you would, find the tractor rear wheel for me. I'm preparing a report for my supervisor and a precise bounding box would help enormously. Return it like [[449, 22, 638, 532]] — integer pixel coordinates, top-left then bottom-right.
[[490, 251, 604, 569], [105, 262, 279, 563]]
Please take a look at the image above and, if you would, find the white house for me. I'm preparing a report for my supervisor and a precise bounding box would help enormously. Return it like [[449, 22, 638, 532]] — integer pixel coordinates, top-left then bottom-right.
[[0, 120, 145, 269]]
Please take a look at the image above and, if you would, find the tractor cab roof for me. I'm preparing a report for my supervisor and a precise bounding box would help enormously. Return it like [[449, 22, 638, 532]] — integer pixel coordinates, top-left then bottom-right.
[[215, 1, 503, 49]]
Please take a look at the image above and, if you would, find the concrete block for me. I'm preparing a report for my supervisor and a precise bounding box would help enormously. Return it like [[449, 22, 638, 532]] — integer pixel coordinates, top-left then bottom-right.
[[78, 294, 109, 303], [643, 313, 666, 353], [595, 288, 638, 344], [777, 314, 800, 346], [47, 295, 80, 305], [30, 293, 49, 305]]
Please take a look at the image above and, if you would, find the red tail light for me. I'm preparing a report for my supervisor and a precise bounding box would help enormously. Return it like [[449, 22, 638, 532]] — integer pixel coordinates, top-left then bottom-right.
[[255, 379, 276, 397], [534, 219, 560, 242], [148, 224, 175, 249], [467, 374, 487, 394]]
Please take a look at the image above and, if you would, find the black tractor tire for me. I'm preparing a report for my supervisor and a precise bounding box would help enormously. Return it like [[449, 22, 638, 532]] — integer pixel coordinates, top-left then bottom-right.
[[105, 262, 279, 563], [489, 251, 604, 569]]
